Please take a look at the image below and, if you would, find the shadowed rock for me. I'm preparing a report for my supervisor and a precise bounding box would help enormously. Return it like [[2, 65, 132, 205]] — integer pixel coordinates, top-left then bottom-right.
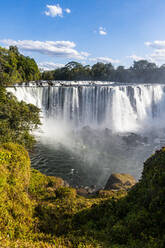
[[105, 173, 136, 190]]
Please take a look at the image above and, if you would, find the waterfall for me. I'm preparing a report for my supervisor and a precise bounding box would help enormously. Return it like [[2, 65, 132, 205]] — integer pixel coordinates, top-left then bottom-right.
[[7, 82, 165, 186], [8, 83, 165, 133]]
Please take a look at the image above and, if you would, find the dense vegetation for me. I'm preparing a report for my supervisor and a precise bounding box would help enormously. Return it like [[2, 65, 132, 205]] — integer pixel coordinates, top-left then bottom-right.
[[42, 60, 165, 84], [0, 45, 41, 147], [0, 87, 41, 148], [0, 141, 165, 247], [0, 45, 40, 86]]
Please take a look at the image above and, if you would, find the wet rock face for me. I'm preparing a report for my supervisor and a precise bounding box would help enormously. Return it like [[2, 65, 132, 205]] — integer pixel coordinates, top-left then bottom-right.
[[104, 173, 136, 190]]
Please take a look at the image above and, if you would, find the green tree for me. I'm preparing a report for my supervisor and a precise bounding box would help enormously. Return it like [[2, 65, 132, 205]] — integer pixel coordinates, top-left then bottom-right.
[[0, 45, 40, 86], [0, 87, 41, 148]]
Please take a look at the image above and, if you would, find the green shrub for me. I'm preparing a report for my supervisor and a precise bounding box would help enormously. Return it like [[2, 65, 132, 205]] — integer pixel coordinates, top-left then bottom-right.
[[55, 187, 77, 199], [1, 144, 165, 247], [0, 143, 33, 239]]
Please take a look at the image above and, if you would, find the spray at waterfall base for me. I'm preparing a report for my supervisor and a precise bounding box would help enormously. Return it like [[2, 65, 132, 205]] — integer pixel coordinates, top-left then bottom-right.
[[8, 83, 165, 187]]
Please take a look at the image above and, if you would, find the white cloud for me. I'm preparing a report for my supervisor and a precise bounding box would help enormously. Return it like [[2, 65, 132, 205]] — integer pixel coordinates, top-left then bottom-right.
[[45, 4, 63, 18], [65, 8, 71, 14], [145, 40, 165, 50], [128, 54, 146, 61], [128, 54, 156, 64], [145, 40, 165, 63], [127, 40, 165, 65], [89, 57, 119, 64], [38, 62, 64, 71], [1, 39, 89, 60], [81, 51, 91, 57], [150, 49, 165, 62], [99, 27, 107, 36], [44, 4, 71, 18]]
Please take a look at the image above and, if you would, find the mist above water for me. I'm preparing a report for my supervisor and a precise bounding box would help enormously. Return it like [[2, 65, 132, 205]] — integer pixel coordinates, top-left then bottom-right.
[[8, 82, 165, 187]]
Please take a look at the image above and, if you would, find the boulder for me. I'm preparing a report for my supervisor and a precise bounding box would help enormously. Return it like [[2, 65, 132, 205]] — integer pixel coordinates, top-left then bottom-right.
[[104, 173, 136, 191], [76, 185, 97, 196]]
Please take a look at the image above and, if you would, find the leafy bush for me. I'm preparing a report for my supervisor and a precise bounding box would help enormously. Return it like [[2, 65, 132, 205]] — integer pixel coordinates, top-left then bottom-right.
[[1, 144, 165, 247]]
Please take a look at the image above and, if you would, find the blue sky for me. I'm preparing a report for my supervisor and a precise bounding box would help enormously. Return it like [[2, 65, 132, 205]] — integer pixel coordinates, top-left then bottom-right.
[[1, 0, 165, 70]]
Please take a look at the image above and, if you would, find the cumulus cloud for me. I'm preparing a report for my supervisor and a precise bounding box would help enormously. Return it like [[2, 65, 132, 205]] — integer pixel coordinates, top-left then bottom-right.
[[45, 4, 63, 17], [38, 62, 64, 71], [65, 8, 71, 14], [0, 39, 89, 60], [89, 57, 120, 64], [44, 4, 71, 18], [99, 27, 107, 36]]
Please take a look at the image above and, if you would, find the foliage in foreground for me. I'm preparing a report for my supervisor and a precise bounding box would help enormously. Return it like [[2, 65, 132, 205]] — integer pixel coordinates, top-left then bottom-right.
[[0, 87, 41, 148], [0, 143, 165, 247]]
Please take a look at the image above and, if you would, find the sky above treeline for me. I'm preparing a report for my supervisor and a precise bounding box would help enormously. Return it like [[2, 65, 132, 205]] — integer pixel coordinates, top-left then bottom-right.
[[1, 0, 165, 71]]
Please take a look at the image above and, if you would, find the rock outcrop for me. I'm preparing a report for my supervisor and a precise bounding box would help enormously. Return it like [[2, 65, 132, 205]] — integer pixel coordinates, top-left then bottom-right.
[[104, 173, 136, 190]]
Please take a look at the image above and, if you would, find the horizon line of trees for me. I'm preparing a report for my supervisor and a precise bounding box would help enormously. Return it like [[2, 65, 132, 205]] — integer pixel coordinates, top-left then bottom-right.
[[1, 45, 165, 85], [42, 60, 165, 84]]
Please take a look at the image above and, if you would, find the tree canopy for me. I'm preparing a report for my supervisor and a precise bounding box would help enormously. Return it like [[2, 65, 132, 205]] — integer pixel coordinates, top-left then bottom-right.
[[0, 46, 40, 86], [42, 60, 165, 84]]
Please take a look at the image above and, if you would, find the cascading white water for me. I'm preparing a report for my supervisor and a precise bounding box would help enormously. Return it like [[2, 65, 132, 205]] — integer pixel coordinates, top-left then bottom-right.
[[7, 82, 165, 186], [8, 83, 165, 133]]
